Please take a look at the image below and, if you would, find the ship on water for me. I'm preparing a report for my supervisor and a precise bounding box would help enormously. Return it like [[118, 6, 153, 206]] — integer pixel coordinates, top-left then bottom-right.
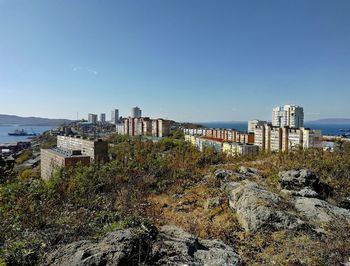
[[8, 129, 37, 137]]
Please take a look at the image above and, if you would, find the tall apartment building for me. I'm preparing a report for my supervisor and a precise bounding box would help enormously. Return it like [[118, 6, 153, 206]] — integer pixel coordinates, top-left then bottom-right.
[[88, 113, 98, 124], [111, 109, 119, 125], [100, 113, 106, 123], [131, 107, 142, 118], [57, 135, 109, 162], [272, 105, 304, 128]]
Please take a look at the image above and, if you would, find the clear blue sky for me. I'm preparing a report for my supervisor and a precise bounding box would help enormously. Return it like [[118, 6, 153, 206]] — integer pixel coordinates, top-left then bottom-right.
[[0, 0, 349, 122]]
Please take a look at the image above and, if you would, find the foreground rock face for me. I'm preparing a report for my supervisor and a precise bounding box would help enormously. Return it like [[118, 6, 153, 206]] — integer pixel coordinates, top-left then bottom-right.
[[279, 169, 332, 199], [45, 225, 243, 266], [153, 225, 243, 266], [224, 180, 303, 232]]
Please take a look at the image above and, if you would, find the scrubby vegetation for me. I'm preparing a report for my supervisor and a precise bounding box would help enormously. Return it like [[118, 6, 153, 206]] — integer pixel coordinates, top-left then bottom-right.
[[0, 134, 350, 265]]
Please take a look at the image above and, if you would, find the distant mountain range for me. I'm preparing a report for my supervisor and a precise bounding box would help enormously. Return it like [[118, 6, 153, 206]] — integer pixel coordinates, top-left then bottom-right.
[[307, 118, 350, 125], [0, 114, 71, 126]]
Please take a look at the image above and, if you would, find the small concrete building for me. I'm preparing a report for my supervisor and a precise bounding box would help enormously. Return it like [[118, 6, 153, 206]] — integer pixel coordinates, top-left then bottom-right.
[[41, 148, 90, 180], [57, 135, 109, 162]]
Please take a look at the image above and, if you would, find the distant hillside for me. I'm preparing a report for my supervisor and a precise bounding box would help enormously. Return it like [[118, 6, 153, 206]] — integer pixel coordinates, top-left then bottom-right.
[[308, 118, 350, 125], [0, 114, 71, 126]]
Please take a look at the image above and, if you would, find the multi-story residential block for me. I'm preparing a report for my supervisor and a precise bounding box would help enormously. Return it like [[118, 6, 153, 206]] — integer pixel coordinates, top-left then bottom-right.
[[41, 148, 90, 180], [254, 123, 322, 152], [151, 119, 159, 136], [185, 127, 253, 145], [142, 118, 153, 136], [272, 105, 304, 128], [158, 119, 171, 137], [111, 109, 119, 124], [183, 128, 205, 136], [88, 113, 98, 124], [195, 137, 224, 152], [282, 127, 303, 151], [184, 135, 197, 146], [116, 117, 172, 138], [222, 142, 259, 157], [269, 127, 282, 151], [57, 135, 109, 162], [303, 129, 322, 149], [184, 135, 259, 157], [116, 123, 124, 135], [253, 124, 266, 151], [248, 120, 267, 133]]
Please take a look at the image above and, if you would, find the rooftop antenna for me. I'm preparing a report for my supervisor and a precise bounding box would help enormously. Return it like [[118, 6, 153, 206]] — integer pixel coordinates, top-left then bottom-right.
[[77, 112, 79, 121]]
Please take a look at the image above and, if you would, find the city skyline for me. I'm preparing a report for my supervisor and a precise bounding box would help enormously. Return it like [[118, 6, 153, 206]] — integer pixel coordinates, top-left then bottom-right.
[[1, 0, 350, 122]]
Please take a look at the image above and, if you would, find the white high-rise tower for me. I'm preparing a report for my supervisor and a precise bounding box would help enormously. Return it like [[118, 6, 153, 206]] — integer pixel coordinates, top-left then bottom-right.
[[272, 105, 304, 128]]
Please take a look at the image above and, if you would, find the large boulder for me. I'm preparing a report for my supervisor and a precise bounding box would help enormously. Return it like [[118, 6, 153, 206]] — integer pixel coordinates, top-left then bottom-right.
[[224, 180, 303, 232], [295, 197, 350, 224], [45, 225, 243, 266], [279, 169, 332, 199]]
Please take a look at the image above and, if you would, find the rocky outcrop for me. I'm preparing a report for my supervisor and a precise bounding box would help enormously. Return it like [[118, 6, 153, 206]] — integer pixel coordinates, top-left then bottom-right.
[[295, 197, 350, 224], [338, 196, 350, 210], [279, 169, 332, 199], [45, 225, 243, 266], [224, 180, 303, 232], [214, 167, 259, 182], [153, 225, 243, 266], [45, 228, 144, 266], [214, 169, 235, 181], [238, 166, 258, 176]]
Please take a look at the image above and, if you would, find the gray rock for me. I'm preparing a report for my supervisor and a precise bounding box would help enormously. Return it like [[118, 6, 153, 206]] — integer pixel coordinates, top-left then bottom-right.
[[214, 169, 235, 180], [279, 169, 332, 199], [215, 167, 258, 183], [338, 197, 350, 210], [297, 188, 320, 198], [45, 228, 142, 266], [226, 180, 303, 232], [154, 225, 243, 266], [239, 166, 258, 175], [281, 187, 320, 198], [295, 197, 350, 224], [279, 169, 318, 191], [45, 225, 243, 266]]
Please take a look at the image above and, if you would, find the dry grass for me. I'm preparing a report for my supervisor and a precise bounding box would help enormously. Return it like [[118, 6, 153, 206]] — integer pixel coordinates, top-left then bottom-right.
[[147, 183, 243, 241]]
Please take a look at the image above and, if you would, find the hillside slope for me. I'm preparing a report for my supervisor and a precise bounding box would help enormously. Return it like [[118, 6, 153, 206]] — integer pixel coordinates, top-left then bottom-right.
[[0, 114, 70, 126]]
